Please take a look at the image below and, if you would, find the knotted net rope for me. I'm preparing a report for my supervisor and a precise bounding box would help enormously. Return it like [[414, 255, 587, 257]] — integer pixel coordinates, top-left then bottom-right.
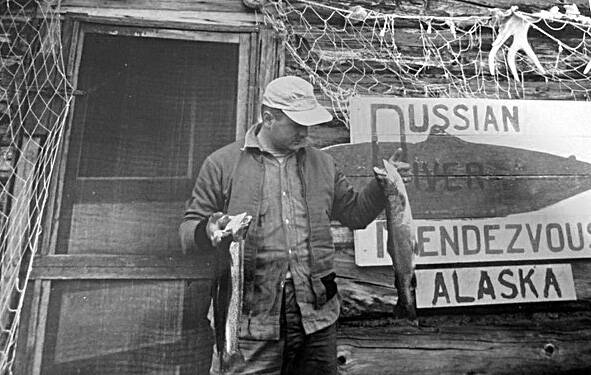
[[263, 0, 591, 125], [0, 1, 72, 372]]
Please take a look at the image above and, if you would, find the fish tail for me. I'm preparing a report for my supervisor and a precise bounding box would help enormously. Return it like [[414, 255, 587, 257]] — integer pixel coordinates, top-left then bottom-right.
[[220, 350, 246, 373]]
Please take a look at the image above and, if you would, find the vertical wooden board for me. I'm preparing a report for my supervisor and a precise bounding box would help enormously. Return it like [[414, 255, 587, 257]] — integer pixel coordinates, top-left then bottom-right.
[[13, 280, 38, 375], [31, 280, 51, 375], [40, 19, 80, 258], [257, 28, 282, 115], [237, 33, 252, 138]]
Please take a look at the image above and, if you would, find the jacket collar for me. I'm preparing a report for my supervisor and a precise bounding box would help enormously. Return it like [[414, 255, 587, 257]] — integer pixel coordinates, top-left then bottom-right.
[[241, 122, 308, 159], [242, 123, 263, 151]]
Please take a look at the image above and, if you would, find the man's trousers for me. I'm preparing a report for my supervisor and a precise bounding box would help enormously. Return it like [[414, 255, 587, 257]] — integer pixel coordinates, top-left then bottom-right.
[[210, 278, 337, 375]]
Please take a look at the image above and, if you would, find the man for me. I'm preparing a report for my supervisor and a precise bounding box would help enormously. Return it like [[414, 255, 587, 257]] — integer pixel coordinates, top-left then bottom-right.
[[180, 76, 394, 374]]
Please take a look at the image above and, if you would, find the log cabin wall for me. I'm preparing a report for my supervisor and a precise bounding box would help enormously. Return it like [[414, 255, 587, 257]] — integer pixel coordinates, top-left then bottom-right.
[[282, 1, 591, 374], [3, 0, 590, 374]]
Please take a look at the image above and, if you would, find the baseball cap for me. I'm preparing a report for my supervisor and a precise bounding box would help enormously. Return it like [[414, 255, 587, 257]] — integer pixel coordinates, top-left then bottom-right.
[[262, 76, 333, 126]]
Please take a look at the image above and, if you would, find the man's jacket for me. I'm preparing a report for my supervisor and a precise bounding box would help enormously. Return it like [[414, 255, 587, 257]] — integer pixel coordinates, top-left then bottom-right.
[[180, 124, 386, 339]]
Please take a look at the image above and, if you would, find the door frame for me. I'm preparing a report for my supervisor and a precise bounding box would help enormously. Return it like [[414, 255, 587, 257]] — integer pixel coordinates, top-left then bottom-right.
[[16, 15, 281, 375]]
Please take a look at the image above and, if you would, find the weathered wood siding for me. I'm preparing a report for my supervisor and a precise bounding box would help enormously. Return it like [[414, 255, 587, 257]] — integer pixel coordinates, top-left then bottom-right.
[[292, 1, 591, 374], [5, 0, 590, 374], [59, 0, 262, 28]]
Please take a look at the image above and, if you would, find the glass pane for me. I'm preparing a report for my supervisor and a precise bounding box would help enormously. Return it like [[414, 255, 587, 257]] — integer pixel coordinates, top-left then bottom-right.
[[56, 33, 239, 255], [41, 280, 213, 375]]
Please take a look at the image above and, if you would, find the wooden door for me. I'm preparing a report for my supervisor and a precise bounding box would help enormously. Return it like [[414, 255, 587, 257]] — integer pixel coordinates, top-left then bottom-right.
[[16, 22, 262, 375]]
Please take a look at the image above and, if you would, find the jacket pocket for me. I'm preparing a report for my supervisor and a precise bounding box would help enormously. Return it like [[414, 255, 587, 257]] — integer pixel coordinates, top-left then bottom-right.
[[311, 272, 337, 309], [321, 272, 337, 301]]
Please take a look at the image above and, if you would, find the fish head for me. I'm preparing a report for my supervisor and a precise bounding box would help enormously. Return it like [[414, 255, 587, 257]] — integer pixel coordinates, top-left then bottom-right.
[[374, 159, 412, 197], [383, 159, 403, 181]]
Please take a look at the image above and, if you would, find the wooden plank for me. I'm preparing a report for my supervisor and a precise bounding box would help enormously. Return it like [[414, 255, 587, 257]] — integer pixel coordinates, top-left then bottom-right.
[[40, 19, 79, 257], [60, 0, 250, 12], [30, 254, 216, 280], [45, 21, 84, 257], [246, 32, 259, 128], [19, 280, 41, 375], [31, 280, 50, 375], [336, 309, 591, 375], [61, 8, 261, 29], [81, 22, 242, 43], [255, 28, 282, 122], [236, 33, 252, 139], [298, 0, 591, 18]]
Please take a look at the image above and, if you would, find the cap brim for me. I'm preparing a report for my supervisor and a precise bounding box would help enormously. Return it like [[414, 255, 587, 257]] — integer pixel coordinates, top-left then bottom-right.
[[282, 106, 333, 126]]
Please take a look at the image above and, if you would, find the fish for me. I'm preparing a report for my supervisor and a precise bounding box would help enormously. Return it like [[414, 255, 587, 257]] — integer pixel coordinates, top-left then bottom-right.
[[212, 213, 251, 373], [374, 158, 417, 321]]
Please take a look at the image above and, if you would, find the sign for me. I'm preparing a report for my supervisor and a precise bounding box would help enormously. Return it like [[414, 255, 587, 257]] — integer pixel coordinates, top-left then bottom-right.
[[347, 97, 591, 266], [415, 264, 577, 308], [355, 216, 591, 266]]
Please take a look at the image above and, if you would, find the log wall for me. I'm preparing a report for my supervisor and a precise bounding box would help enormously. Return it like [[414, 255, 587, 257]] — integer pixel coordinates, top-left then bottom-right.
[[293, 1, 591, 374], [5, 1, 590, 374]]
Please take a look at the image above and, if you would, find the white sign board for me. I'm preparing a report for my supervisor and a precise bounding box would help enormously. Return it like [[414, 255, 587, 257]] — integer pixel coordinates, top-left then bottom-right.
[[349, 97, 591, 266], [355, 216, 591, 266], [415, 264, 577, 308]]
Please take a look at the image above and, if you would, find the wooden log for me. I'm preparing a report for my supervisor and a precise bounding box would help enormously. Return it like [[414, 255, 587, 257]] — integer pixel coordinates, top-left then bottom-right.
[[60, 0, 250, 12], [59, 8, 262, 29], [285, 22, 588, 81], [337, 309, 591, 374], [29, 254, 216, 280], [302, 0, 591, 18]]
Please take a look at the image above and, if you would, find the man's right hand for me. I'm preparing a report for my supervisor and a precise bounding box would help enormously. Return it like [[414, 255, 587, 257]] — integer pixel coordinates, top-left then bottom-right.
[[205, 212, 231, 247]]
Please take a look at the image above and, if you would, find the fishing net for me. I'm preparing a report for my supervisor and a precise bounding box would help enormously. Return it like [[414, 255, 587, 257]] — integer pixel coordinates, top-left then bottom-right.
[[0, 0, 590, 372], [0, 0, 72, 373], [263, 0, 591, 125]]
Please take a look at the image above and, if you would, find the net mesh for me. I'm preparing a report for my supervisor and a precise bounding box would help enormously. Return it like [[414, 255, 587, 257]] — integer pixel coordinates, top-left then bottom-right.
[[0, 0, 72, 372], [263, 0, 591, 125], [0, 0, 589, 372]]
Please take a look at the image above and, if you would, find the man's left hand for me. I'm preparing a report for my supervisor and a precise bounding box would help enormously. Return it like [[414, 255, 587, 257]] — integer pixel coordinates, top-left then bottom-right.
[[375, 148, 412, 184]]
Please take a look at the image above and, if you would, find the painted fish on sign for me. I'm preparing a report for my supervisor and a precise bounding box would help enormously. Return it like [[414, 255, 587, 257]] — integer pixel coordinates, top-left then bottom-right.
[[326, 135, 591, 220]]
